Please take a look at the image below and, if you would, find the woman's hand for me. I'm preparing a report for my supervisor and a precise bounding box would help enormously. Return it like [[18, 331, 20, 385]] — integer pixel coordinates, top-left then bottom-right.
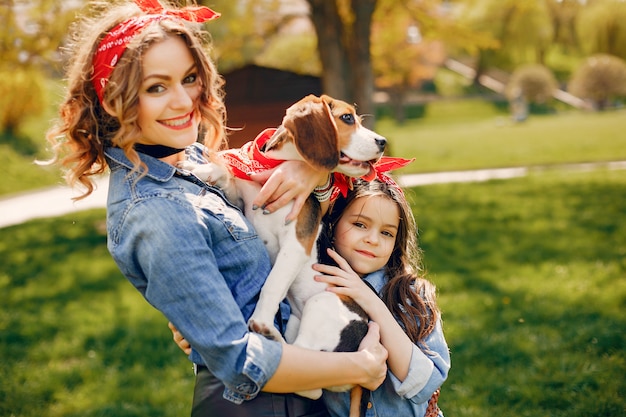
[[168, 321, 191, 355], [249, 161, 328, 223], [313, 249, 383, 315], [355, 321, 389, 390]]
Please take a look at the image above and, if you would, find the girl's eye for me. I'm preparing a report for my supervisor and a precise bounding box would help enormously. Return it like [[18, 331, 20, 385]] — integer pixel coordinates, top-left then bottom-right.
[[382, 230, 395, 238], [353, 222, 366, 229], [146, 84, 165, 94]]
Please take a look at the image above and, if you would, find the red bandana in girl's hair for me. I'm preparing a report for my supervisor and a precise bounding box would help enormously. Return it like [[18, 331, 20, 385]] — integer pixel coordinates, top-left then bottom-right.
[[91, 0, 220, 103], [331, 156, 415, 200]]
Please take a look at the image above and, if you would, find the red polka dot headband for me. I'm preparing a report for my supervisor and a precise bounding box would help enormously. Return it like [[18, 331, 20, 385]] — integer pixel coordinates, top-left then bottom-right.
[[91, 0, 220, 104]]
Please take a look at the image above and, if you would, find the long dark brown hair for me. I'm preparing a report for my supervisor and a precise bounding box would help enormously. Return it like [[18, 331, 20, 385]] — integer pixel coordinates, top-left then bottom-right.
[[319, 179, 440, 346]]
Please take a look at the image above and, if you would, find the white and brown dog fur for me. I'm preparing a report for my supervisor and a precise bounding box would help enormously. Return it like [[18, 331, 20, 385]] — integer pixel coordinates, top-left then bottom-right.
[[180, 95, 386, 415]]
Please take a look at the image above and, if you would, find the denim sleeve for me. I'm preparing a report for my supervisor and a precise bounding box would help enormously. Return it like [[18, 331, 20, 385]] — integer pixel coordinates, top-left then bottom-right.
[[107, 194, 282, 403], [388, 319, 450, 403]]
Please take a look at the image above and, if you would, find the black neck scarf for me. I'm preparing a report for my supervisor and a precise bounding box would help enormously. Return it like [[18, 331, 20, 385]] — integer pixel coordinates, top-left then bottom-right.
[[134, 144, 186, 159]]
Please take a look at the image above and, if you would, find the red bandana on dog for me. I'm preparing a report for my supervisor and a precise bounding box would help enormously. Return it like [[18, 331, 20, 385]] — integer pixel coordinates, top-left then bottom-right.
[[219, 129, 284, 179], [219, 128, 414, 200], [92, 0, 220, 103], [331, 156, 415, 200]]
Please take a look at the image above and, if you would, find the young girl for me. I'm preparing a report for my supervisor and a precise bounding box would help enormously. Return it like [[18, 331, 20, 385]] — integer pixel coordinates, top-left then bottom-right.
[[315, 178, 450, 417], [45, 1, 387, 416], [172, 177, 450, 417]]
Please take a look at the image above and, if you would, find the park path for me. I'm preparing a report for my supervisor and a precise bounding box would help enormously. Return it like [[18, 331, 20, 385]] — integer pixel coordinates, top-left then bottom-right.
[[1, 161, 625, 229]]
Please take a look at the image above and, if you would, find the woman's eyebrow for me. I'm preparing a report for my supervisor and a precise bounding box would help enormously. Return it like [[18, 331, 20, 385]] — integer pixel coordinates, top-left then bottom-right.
[[143, 63, 197, 82]]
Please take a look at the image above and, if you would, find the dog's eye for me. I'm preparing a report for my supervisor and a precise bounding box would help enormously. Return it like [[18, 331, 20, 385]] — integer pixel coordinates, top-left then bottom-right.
[[340, 114, 355, 125]]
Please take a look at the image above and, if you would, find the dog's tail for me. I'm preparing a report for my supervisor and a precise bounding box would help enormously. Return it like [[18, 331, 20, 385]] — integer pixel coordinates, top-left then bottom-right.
[[348, 386, 371, 417]]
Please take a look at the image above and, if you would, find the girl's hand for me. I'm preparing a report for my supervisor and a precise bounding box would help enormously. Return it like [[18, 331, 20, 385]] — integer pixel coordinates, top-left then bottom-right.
[[168, 321, 192, 355], [313, 248, 383, 315], [249, 161, 328, 223]]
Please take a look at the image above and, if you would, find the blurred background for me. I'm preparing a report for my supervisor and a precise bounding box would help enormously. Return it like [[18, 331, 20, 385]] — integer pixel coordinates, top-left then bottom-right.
[[1, 1, 625, 416]]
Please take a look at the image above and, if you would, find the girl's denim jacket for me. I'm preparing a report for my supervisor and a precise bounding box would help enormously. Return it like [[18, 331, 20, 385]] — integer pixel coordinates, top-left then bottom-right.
[[322, 269, 450, 417], [104, 144, 284, 404]]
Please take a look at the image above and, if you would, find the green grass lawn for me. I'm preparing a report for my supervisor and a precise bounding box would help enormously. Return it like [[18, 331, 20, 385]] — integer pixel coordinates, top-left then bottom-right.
[[2, 168, 624, 416], [378, 103, 626, 174]]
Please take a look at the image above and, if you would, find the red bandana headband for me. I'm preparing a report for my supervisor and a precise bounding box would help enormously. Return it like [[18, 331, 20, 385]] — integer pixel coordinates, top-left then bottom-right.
[[92, 0, 220, 103]]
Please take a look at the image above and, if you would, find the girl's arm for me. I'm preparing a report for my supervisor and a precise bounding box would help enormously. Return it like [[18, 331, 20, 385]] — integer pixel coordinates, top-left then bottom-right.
[[313, 249, 417, 381]]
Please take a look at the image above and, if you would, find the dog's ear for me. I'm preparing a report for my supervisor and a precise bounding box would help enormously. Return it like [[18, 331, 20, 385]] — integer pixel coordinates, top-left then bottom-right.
[[281, 95, 339, 170]]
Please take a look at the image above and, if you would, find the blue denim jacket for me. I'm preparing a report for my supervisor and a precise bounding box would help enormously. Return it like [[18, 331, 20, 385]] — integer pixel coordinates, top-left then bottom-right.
[[322, 269, 450, 417], [104, 144, 284, 404]]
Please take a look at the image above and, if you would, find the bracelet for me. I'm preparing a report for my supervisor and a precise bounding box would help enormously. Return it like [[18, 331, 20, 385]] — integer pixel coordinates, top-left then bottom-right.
[[313, 174, 334, 202]]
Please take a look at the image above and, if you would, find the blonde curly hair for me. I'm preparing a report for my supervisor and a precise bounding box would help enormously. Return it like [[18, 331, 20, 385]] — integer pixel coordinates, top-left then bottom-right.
[[45, 1, 226, 199]]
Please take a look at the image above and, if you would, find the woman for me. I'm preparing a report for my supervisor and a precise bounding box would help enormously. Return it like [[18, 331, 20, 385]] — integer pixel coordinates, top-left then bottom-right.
[[45, 1, 387, 416]]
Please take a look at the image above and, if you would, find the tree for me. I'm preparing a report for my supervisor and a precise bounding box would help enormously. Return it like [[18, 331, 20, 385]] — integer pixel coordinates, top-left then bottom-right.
[[568, 53, 626, 110], [307, 0, 378, 125], [505, 64, 558, 105], [576, 0, 626, 60], [457, 0, 553, 85], [0, 68, 46, 137], [0, 0, 78, 136], [505, 64, 557, 120], [371, 0, 496, 123]]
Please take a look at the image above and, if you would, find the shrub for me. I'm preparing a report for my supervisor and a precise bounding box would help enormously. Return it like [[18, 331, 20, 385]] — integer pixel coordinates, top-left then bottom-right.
[[0, 67, 46, 135], [505, 64, 558, 105], [568, 54, 626, 110]]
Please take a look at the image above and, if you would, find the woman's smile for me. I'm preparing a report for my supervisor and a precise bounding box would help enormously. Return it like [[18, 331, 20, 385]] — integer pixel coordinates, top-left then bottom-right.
[[159, 111, 195, 129]]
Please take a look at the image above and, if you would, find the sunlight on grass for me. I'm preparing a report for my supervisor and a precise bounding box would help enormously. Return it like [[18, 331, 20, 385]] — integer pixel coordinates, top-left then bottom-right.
[[410, 169, 625, 417], [1, 211, 194, 417], [379, 108, 626, 174]]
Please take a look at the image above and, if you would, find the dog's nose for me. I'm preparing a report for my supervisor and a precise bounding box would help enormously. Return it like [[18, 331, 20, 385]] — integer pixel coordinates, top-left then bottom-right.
[[375, 137, 387, 153]]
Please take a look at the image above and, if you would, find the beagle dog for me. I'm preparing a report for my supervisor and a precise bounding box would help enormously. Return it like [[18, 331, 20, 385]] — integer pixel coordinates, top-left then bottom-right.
[[181, 95, 385, 412]]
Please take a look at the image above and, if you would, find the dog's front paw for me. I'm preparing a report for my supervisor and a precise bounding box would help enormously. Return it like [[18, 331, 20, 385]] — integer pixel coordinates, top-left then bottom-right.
[[176, 160, 197, 173], [248, 319, 284, 342]]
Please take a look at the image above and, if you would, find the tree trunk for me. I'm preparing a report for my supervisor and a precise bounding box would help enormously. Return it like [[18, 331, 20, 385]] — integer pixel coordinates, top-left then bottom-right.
[[349, 0, 377, 127], [307, 0, 377, 128], [308, 0, 350, 99]]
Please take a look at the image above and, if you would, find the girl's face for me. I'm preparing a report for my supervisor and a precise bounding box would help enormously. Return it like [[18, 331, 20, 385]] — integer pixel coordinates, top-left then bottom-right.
[[137, 36, 202, 148], [333, 195, 400, 276]]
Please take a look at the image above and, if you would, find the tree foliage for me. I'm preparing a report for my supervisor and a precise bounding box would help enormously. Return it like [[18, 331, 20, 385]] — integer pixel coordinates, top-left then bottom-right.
[[457, 0, 554, 82], [0, 68, 46, 136], [576, 0, 626, 60], [198, 0, 286, 72], [0, 0, 79, 135]]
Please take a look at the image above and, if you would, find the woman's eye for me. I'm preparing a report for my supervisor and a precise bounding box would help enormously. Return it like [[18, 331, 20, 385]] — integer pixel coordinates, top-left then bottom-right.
[[146, 84, 165, 94], [183, 73, 198, 84]]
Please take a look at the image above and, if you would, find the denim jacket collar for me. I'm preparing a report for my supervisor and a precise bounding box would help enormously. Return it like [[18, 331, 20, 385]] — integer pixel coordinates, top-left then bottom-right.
[[104, 146, 177, 183], [363, 268, 386, 293]]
